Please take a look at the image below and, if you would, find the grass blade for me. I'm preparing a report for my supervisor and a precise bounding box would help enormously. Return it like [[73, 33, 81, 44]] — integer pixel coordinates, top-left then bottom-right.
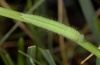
[[27, 46, 36, 65], [18, 50, 42, 65], [39, 48, 56, 65], [18, 37, 25, 65], [0, 48, 14, 65]]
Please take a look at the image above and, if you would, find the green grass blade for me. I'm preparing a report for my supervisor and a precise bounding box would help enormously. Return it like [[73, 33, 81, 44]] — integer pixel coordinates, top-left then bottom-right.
[[5, 53, 14, 65], [39, 48, 56, 65], [0, 48, 14, 65], [0, 50, 9, 65], [27, 45, 44, 64], [24, 0, 32, 12], [18, 37, 25, 65], [18, 50, 35, 65], [18, 50, 42, 65], [27, 46, 36, 65]]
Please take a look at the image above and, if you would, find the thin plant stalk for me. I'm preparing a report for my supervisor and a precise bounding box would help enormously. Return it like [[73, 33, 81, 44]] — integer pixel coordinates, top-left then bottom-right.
[[58, 0, 68, 65]]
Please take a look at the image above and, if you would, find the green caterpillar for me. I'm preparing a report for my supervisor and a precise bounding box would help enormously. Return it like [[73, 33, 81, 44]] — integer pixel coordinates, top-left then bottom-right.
[[21, 14, 84, 43]]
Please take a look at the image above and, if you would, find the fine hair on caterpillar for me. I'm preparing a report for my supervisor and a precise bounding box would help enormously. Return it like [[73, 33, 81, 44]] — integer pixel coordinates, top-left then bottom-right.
[[31, 13, 57, 21]]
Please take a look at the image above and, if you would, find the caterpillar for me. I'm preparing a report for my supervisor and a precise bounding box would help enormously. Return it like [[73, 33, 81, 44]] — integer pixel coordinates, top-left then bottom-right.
[[21, 14, 84, 43]]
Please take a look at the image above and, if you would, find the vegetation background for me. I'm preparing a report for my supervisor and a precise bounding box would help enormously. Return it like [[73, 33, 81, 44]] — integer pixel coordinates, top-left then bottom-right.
[[0, 0, 100, 65]]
